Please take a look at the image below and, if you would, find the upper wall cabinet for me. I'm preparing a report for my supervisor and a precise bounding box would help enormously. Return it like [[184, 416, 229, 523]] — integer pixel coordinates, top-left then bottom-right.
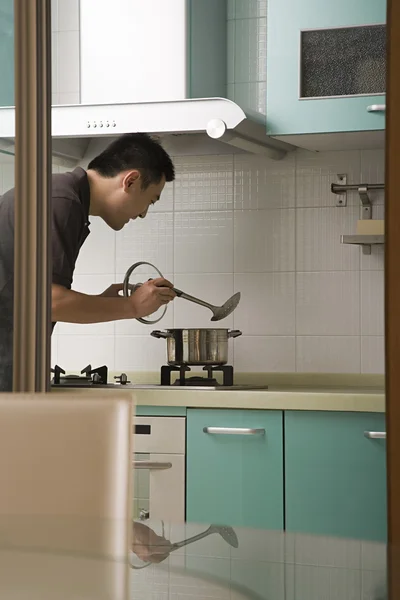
[[266, 0, 387, 151], [80, 0, 227, 105]]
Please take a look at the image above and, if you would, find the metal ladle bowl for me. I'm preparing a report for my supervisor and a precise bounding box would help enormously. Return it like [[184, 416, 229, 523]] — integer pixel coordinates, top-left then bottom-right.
[[123, 262, 241, 325]]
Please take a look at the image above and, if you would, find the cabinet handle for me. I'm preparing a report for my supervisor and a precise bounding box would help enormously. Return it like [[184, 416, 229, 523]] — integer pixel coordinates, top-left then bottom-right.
[[364, 431, 386, 440], [367, 104, 386, 112], [132, 461, 172, 470], [203, 427, 265, 436]]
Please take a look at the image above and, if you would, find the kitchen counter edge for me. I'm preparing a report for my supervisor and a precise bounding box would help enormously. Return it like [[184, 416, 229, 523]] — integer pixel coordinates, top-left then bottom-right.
[[51, 388, 385, 413]]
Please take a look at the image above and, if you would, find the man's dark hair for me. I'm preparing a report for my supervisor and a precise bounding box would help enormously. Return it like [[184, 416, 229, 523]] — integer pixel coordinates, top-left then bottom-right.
[[87, 133, 175, 188]]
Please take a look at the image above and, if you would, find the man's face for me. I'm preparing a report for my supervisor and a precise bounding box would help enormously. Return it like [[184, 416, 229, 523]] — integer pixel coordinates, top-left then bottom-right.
[[105, 171, 166, 231]]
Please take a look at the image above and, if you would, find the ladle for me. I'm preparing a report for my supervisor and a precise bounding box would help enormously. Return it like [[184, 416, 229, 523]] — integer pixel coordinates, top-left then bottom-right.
[[123, 262, 241, 324], [172, 288, 241, 322]]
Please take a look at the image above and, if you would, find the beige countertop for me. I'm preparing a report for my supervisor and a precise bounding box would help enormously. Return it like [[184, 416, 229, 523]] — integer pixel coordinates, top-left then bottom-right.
[[51, 372, 385, 412], [131, 387, 384, 412], [52, 383, 385, 413]]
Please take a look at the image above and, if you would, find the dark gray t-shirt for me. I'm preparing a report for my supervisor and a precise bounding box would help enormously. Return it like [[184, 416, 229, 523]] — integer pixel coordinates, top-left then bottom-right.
[[0, 167, 91, 391]]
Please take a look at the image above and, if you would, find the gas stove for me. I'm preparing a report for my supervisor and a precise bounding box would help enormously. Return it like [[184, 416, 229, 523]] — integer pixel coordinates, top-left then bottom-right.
[[50, 364, 268, 390], [51, 364, 129, 387]]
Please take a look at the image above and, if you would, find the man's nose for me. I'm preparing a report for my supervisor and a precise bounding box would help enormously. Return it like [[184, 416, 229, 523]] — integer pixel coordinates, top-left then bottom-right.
[[139, 209, 148, 219]]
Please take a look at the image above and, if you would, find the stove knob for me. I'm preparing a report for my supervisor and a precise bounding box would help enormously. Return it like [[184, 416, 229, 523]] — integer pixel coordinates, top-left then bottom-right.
[[114, 373, 130, 385]]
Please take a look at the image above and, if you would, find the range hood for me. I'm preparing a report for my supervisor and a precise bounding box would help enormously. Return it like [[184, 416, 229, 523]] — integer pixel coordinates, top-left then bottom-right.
[[0, 97, 293, 164], [0, 0, 295, 163]]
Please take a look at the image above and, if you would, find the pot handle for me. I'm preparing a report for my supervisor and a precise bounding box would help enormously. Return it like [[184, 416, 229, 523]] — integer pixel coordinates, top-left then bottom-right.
[[151, 330, 172, 339], [228, 330, 242, 339]]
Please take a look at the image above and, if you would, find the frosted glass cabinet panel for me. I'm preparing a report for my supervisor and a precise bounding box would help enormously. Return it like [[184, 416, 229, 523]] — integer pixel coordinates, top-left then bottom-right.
[[267, 0, 387, 136]]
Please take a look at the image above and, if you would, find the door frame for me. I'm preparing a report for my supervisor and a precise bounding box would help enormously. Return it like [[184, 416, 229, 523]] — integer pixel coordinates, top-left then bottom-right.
[[385, 0, 400, 596]]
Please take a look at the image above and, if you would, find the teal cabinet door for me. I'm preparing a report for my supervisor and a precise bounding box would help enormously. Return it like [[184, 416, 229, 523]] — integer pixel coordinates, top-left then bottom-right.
[[267, 0, 386, 136], [186, 409, 284, 530], [0, 0, 14, 107], [285, 411, 387, 541]]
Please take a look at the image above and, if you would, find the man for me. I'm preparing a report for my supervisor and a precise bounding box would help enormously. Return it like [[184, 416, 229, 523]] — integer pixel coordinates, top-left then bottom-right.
[[0, 133, 176, 391]]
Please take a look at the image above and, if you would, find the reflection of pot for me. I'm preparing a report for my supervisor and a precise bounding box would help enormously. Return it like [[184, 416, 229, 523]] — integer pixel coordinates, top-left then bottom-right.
[[151, 329, 242, 366]]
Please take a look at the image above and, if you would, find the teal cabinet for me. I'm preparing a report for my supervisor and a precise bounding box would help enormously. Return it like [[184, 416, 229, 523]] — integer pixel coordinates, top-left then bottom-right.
[[0, 0, 14, 107], [186, 409, 284, 530], [285, 411, 387, 541], [266, 0, 386, 136]]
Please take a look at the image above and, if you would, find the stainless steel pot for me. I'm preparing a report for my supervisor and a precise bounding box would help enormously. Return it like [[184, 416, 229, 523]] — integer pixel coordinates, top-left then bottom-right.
[[151, 329, 242, 366]]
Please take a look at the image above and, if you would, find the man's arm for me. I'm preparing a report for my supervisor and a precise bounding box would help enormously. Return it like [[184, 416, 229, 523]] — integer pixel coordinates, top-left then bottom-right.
[[52, 284, 134, 323], [52, 277, 175, 324]]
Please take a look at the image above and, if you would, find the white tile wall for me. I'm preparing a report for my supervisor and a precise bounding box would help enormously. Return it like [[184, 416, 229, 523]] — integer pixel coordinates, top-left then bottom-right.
[[51, 0, 80, 104]]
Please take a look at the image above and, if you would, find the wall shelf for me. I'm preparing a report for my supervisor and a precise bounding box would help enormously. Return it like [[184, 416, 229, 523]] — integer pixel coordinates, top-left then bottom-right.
[[340, 234, 384, 255]]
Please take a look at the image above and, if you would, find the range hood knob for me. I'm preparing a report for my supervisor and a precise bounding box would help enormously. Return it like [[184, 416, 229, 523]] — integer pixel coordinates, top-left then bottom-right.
[[206, 118, 227, 140]]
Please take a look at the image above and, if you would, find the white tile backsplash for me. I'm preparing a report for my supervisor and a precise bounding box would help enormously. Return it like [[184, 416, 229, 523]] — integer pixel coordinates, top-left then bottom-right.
[[296, 207, 360, 271], [174, 211, 234, 273], [57, 335, 115, 370], [296, 150, 361, 208], [174, 156, 234, 212], [115, 336, 168, 372], [234, 273, 296, 335], [296, 272, 360, 336], [360, 149, 385, 205], [361, 271, 385, 336], [361, 337, 385, 375], [234, 208, 295, 272], [115, 212, 174, 275], [296, 336, 361, 374], [234, 336, 296, 372], [234, 153, 296, 209]]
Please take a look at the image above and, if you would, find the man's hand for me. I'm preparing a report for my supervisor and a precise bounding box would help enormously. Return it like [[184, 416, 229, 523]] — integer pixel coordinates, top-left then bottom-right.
[[127, 278, 176, 319], [132, 522, 172, 564], [100, 278, 175, 319]]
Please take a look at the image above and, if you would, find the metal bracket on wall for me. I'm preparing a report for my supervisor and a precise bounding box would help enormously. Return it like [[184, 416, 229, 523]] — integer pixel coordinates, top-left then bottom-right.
[[332, 174, 347, 206], [331, 178, 385, 220]]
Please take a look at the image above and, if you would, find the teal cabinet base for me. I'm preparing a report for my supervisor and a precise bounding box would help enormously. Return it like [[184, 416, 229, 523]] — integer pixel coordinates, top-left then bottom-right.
[[285, 411, 387, 541], [186, 409, 284, 530]]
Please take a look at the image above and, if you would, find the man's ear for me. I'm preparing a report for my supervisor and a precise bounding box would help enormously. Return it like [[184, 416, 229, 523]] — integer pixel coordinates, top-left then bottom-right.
[[122, 170, 141, 191]]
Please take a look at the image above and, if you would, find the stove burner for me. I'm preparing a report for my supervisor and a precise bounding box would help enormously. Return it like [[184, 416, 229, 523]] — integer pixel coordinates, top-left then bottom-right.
[[161, 364, 234, 387], [51, 364, 109, 386]]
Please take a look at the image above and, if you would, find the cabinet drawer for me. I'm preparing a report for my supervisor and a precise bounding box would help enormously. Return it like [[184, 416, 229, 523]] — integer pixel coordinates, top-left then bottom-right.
[[186, 409, 284, 530], [285, 411, 387, 541]]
